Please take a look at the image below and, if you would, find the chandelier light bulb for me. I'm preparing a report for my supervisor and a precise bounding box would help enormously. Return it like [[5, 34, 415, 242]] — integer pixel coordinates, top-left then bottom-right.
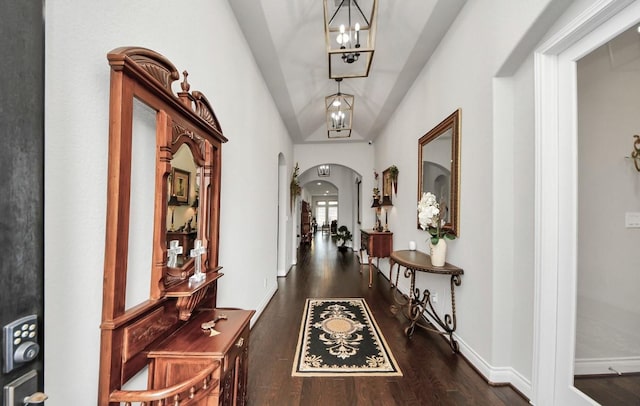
[[332, 99, 341, 107]]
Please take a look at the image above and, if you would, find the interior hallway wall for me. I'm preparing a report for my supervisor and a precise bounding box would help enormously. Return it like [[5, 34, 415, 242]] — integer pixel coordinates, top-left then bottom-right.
[[371, 0, 584, 396], [44, 1, 293, 403]]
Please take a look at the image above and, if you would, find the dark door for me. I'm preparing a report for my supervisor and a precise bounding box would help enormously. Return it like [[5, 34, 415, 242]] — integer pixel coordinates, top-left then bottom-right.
[[0, 0, 45, 403]]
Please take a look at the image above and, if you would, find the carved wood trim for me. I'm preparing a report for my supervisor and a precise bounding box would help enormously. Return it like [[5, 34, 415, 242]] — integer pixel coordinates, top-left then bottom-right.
[[176, 286, 209, 321], [192, 91, 221, 132], [123, 307, 178, 362], [107, 47, 179, 92], [109, 361, 220, 405]]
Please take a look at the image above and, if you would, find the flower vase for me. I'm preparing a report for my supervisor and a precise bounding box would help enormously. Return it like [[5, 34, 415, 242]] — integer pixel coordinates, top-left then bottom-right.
[[429, 239, 447, 266]]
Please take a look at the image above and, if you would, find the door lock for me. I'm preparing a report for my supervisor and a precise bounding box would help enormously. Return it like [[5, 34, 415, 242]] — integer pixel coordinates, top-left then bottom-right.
[[3, 315, 39, 373]]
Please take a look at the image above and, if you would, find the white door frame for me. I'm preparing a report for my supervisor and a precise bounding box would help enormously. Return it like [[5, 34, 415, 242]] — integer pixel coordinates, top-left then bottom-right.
[[532, 0, 639, 404]]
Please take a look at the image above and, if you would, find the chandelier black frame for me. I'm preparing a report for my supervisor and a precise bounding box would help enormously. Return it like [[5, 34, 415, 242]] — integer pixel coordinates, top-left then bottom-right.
[[323, 0, 378, 79]]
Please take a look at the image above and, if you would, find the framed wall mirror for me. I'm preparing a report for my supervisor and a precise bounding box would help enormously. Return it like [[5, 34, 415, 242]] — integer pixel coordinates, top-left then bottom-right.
[[417, 109, 461, 236]]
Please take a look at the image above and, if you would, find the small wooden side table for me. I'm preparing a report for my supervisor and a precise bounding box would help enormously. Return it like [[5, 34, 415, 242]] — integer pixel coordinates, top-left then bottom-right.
[[389, 250, 463, 352], [359, 229, 393, 287], [148, 308, 255, 406]]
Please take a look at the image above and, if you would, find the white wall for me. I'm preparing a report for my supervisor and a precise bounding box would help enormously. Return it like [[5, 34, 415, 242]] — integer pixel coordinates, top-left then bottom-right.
[[371, 0, 575, 396], [44, 1, 293, 403], [575, 34, 640, 372]]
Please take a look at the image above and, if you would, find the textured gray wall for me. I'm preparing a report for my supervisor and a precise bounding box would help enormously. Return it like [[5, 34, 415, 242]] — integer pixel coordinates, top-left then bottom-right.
[[0, 0, 45, 389]]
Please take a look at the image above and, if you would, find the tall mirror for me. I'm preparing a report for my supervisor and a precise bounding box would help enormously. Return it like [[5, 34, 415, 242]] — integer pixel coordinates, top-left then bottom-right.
[[165, 136, 207, 281], [124, 97, 158, 310], [417, 109, 461, 236]]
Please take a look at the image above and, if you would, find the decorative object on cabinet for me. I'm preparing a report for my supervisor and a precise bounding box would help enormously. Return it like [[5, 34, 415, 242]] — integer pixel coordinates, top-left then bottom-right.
[[380, 193, 392, 232], [166, 230, 196, 263], [629, 134, 640, 172], [167, 194, 180, 232], [292, 298, 402, 377], [191, 190, 199, 226], [418, 109, 461, 236], [290, 162, 301, 212], [98, 46, 253, 406], [359, 229, 393, 287], [331, 225, 353, 252], [323, 0, 378, 79], [389, 250, 463, 353], [371, 186, 383, 232]]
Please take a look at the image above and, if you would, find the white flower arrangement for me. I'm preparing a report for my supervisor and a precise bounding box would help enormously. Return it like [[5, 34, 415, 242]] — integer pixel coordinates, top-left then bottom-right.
[[417, 192, 455, 244]]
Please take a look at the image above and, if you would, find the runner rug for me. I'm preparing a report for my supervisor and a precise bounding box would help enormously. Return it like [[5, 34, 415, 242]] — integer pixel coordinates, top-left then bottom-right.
[[292, 298, 402, 377]]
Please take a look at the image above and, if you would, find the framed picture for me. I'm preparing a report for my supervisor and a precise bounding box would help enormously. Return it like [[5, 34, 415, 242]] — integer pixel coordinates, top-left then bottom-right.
[[172, 168, 190, 204], [382, 167, 393, 204]]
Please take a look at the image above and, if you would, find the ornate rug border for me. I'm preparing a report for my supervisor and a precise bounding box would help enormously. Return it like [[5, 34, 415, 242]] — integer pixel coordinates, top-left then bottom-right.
[[291, 297, 403, 377]]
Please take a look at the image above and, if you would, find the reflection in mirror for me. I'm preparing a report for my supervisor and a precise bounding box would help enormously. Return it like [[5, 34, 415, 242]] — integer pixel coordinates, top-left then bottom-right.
[[125, 98, 157, 310], [418, 109, 461, 236], [166, 144, 199, 270]]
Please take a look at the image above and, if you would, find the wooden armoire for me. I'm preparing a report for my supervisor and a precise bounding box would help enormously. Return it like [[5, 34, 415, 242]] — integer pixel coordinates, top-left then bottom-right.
[[97, 47, 254, 406]]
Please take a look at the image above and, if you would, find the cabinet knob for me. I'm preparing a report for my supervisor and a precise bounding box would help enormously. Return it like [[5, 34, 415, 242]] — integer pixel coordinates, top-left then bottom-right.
[[235, 337, 244, 348]]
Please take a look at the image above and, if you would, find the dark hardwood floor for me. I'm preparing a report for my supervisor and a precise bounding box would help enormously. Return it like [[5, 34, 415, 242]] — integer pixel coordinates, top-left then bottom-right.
[[574, 374, 640, 406], [247, 233, 529, 405]]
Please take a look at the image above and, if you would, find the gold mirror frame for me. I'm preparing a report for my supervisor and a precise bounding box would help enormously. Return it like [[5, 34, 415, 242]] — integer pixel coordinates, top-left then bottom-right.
[[417, 109, 461, 236]]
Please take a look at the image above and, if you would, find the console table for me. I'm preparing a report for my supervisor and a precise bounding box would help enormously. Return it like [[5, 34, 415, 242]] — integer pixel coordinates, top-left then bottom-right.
[[359, 229, 393, 287], [389, 250, 463, 352]]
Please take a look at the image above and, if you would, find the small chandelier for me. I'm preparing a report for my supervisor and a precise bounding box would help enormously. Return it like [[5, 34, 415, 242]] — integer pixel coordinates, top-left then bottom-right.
[[318, 165, 330, 176], [323, 0, 378, 79], [325, 79, 353, 139]]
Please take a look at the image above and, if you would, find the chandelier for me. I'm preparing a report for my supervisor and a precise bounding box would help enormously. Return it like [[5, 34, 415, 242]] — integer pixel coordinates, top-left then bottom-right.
[[325, 79, 353, 138], [323, 0, 378, 79]]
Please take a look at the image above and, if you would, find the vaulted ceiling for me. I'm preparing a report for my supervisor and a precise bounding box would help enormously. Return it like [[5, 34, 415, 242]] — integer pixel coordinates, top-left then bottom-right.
[[229, 0, 467, 144]]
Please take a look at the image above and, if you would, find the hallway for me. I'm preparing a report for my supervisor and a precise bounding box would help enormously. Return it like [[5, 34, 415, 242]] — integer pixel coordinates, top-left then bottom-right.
[[247, 233, 528, 405]]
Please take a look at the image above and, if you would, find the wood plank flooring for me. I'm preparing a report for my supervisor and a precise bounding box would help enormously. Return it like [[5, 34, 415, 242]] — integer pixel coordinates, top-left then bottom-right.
[[574, 374, 640, 405], [247, 233, 529, 405]]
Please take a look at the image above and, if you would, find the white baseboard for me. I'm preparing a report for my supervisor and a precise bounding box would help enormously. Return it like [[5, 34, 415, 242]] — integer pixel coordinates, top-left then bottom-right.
[[249, 282, 278, 327], [454, 334, 532, 398], [574, 356, 640, 375], [278, 264, 295, 277], [394, 285, 532, 399]]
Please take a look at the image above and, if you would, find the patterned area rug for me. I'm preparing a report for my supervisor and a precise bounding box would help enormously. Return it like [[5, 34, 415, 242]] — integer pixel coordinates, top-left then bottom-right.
[[292, 298, 402, 377]]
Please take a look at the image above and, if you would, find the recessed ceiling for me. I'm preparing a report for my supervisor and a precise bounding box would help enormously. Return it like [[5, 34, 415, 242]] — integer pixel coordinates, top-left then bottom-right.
[[304, 180, 338, 196], [229, 0, 467, 144]]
